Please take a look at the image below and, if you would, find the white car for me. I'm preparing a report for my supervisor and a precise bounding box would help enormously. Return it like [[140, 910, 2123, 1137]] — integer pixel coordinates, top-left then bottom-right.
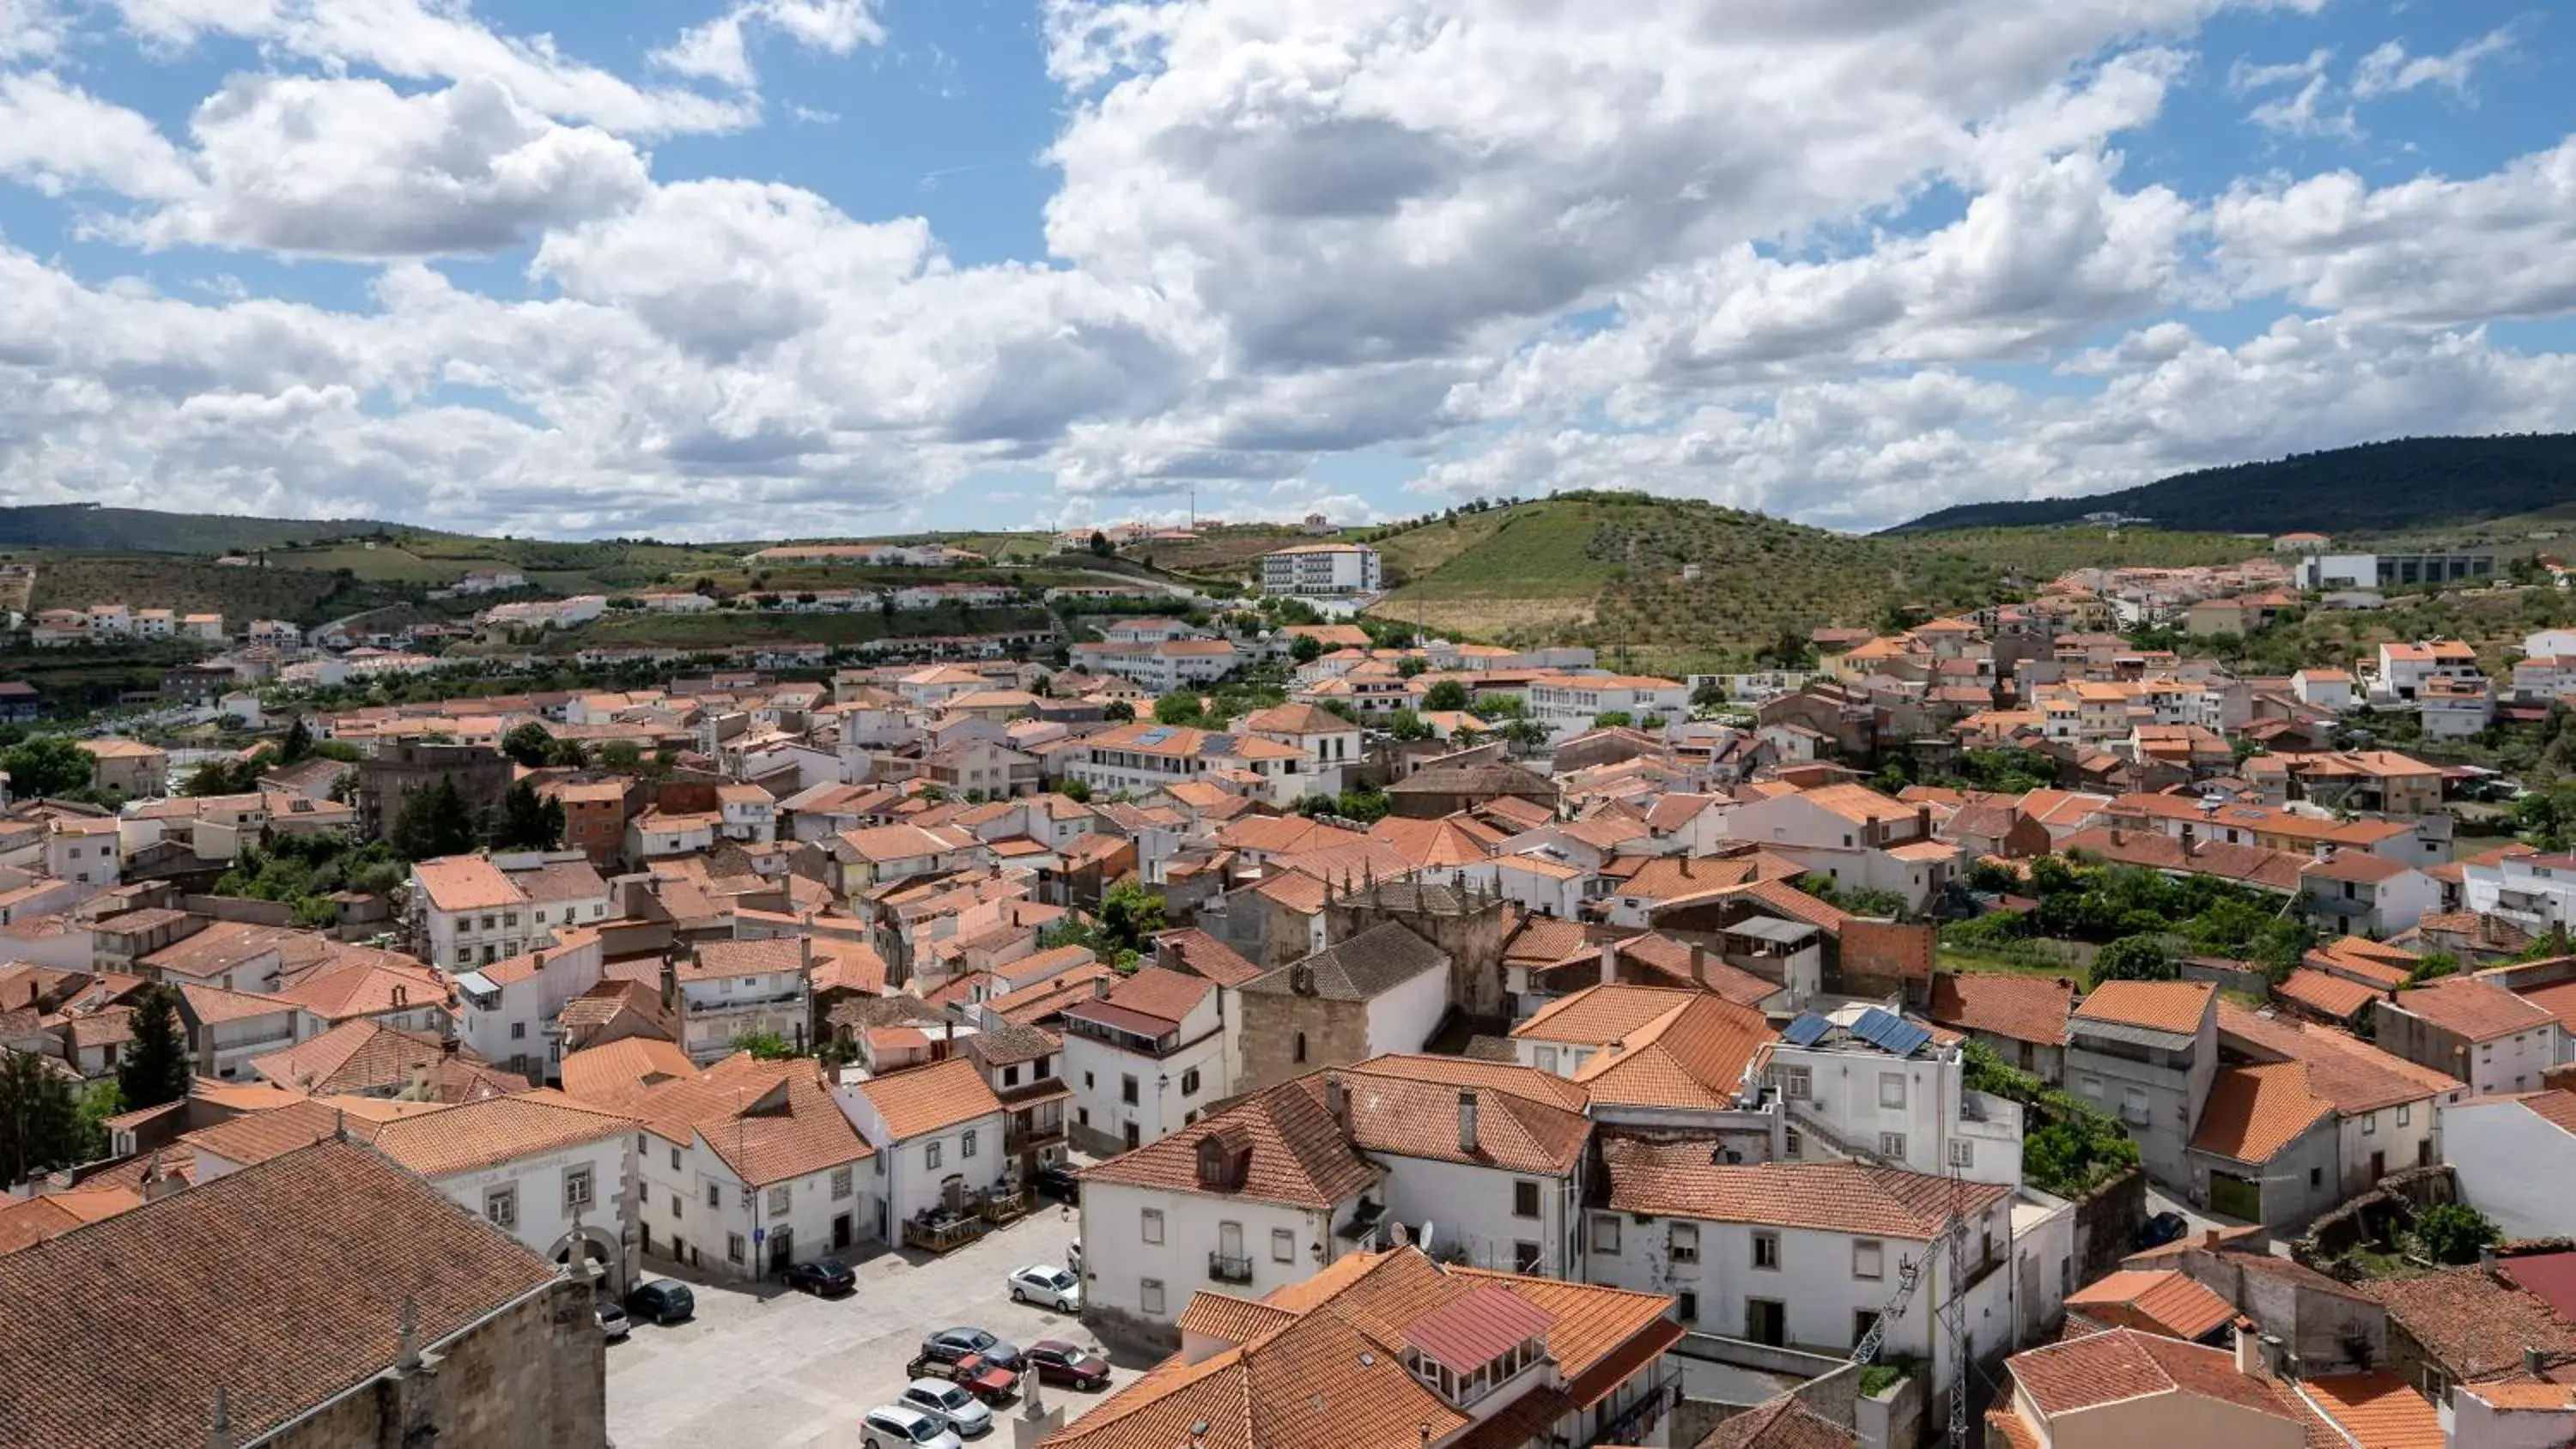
[[899, 1379, 994, 1439], [863, 1404, 963, 1449], [1007, 1264, 1082, 1312]]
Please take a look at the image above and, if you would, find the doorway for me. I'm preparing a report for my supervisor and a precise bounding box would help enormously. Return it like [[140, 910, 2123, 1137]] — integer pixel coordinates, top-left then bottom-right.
[[2209, 1172, 2261, 1222], [1747, 1299, 1786, 1347], [2369, 1149, 2385, 1182], [834, 1213, 854, 1250], [769, 1228, 793, 1275]]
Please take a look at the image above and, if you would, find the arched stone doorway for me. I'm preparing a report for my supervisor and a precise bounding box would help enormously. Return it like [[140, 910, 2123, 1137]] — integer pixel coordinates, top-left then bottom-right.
[[550, 1226, 625, 1299]]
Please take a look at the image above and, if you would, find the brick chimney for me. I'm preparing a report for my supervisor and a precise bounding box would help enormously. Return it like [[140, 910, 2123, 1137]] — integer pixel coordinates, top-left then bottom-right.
[[1599, 940, 1619, 985], [1689, 943, 1708, 987], [1457, 1089, 1479, 1156]]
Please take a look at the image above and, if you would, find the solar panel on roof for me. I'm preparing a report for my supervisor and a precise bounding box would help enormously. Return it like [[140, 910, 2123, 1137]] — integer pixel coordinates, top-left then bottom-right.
[[1782, 1013, 1833, 1047], [1136, 728, 1174, 745], [1851, 1007, 1932, 1058]]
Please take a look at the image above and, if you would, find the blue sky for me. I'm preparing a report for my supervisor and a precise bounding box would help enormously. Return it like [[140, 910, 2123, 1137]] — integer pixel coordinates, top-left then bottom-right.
[[0, 0, 2571, 539]]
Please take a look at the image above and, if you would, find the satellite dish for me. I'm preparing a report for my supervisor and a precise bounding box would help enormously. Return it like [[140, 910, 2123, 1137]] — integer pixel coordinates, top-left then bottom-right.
[[1388, 1222, 1411, 1247], [1419, 1220, 1436, 1254]]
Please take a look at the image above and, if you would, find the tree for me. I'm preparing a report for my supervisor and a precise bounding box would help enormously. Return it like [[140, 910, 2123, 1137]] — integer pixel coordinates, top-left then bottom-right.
[[489, 781, 565, 851], [1089, 530, 1114, 557], [1058, 778, 1093, 803], [1290, 634, 1324, 664], [732, 1028, 798, 1061], [1691, 678, 1730, 710], [1153, 691, 1206, 727], [184, 756, 261, 797], [0, 735, 91, 797], [0, 1049, 86, 1184], [1423, 680, 1469, 712], [1592, 711, 1634, 729], [1098, 878, 1168, 958], [1396, 657, 1428, 678], [392, 778, 477, 859], [501, 721, 556, 768], [118, 985, 192, 1110], [280, 714, 315, 763], [1388, 709, 1432, 742], [2415, 1202, 2501, 1265], [1502, 718, 1552, 755], [2090, 934, 2178, 985]]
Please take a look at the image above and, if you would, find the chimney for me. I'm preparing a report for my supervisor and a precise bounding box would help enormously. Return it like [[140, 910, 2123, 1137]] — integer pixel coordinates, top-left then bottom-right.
[[2527, 1348, 2548, 1379], [1600, 940, 1619, 985], [2180, 822, 2196, 857], [2315, 840, 2335, 863], [2233, 1324, 2262, 1378], [1689, 943, 1708, 987], [1327, 1076, 1350, 1135], [1458, 1089, 1480, 1156], [2480, 1245, 2499, 1275]]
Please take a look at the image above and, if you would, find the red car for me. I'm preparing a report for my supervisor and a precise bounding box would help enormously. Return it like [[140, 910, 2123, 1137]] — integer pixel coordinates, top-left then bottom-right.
[[904, 1351, 1019, 1406], [1025, 1339, 1113, 1391]]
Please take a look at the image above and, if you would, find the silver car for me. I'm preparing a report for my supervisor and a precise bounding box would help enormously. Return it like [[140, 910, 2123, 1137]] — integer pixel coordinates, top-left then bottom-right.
[[897, 1380, 993, 1439], [863, 1405, 962, 1449]]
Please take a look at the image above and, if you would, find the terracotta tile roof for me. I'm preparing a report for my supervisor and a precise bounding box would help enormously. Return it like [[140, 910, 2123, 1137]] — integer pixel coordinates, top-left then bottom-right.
[[173, 982, 301, 1026], [410, 854, 525, 912], [0, 1140, 559, 1449], [2458, 1379, 2576, 1410], [137, 919, 295, 981], [994, 964, 1116, 1026], [368, 1090, 639, 1179], [2063, 1269, 2240, 1342], [2295, 1371, 2445, 1449], [1175, 1289, 1299, 1347], [558, 1036, 697, 1103], [1094, 965, 1215, 1023], [2386, 977, 2556, 1042], [1503, 914, 1595, 966], [854, 1057, 1004, 1140], [2217, 1004, 2462, 1113], [1081, 1079, 1381, 1210], [2275, 968, 2384, 1021], [178, 1097, 361, 1170], [1926, 972, 2074, 1046], [1602, 1145, 2010, 1238], [0, 1186, 146, 1256], [1696, 1395, 1859, 1448], [2192, 1063, 2336, 1164], [2359, 1269, 2576, 1380], [1244, 923, 1449, 1002], [628, 1055, 873, 1185], [1153, 927, 1265, 988], [2008, 1326, 2301, 1423], [1321, 1064, 1590, 1176], [1343, 1052, 1589, 1113], [2517, 1090, 2576, 1136], [269, 950, 447, 1022], [2075, 979, 2215, 1036], [249, 1022, 504, 1098], [687, 936, 815, 980], [1609, 933, 1777, 1007], [1513, 984, 1773, 1111]]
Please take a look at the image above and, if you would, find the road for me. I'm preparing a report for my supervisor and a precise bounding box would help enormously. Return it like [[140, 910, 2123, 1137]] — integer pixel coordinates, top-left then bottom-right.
[[607, 1204, 1136, 1448]]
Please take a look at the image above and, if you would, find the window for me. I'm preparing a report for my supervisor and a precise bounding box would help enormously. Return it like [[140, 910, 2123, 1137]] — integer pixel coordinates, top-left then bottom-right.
[[1947, 1140, 1975, 1169], [1752, 1231, 1780, 1270], [564, 1166, 594, 1214], [1534, 1046, 1558, 1073], [483, 1186, 518, 1230], [1294, 1032, 1308, 1064], [926, 1141, 943, 1169], [1273, 1228, 1296, 1263], [670, 1193, 682, 1218], [671, 1147, 682, 1171], [706, 1183, 720, 1209], [504, 912, 519, 927], [2309, 1167, 2323, 1188], [1676, 1290, 1698, 1323], [769, 1185, 789, 1214], [1142, 1209, 1165, 1245], [510, 1021, 526, 1040], [2362, 1112, 2377, 1136], [1879, 1132, 1907, 1159], [1778, 1064, 1812, 1100], [727, 1234, 745, 1264], [1084, 1071, 1095, 1090], [1783, 1127, 1802, 1160], [1515, 1241, 1542, 1273], [963, 1130, 978, 1159], [2397, 1103, 2412, 1126], [2422, 1367, 2448, 1402], [1004, 1064, 1020, 1088], [1853, 1310, 1882, 1351], [1513, 1181, 1541, 1219], [1180, 1067, 1200, 1096], [831, 1167, 854, 1200], [1141, 1278, 1166, 1317], [1853, 1239, 1884, 1279], [1668, 1223, 1699, 1264], [1121, 1075, 1139, 1106], [1878, 1072, 1907, 1108], [1592, 1216, 1621, 1255], [2078, 1075, 2102, 1100]]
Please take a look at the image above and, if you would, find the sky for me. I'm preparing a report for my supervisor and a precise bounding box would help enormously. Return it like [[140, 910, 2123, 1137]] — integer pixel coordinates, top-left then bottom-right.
[[0, 1, 2571, 541]]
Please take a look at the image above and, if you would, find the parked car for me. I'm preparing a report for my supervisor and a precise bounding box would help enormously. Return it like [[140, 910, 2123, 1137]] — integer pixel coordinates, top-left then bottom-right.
[[785, 1258, 857, 1296], [902, 1352, 1020, 1406], [594, 1297, 631, 1343], [1006, 1264, 1082, 1312], [625, 1279, 696, 1326], [1034, 1161, 1080, 1203], [1024, 1340, 1112, 1391], [860, 1404, 962, 1449], [920, 1326, 1024, 1372], [2134, 1210, 2190, 1251], [900, 1379, 995, 1439]]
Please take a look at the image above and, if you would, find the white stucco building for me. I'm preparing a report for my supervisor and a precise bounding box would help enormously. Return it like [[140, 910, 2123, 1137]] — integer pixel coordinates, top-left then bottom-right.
[[2442, 1090, 2576, 1240], [835, 1057, 1011, 1245], [1061, 966, 1236, 1155]]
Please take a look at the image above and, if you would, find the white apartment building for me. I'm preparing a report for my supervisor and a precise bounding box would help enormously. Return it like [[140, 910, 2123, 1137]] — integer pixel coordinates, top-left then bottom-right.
[[2459, 850, 2576, 933], [453, 931, 609, 1082], [2375, 640, 2482, 700], [1066, 720, 1312, 809], [1324, 1058, 1592, 1280], [1061, 967, 1235, 1155], [1590, 1147, 2018, 1409], [371, 1093, 645, 1296], [714, 783, 777, 844], [835, 1057, 1011, 1244], [1526, 674, 1690, 740], [1066, 637, 1242, 692], [410, 852, 612, 971], [671, 937, 817, 1064], [1764, 1006, 2023, 1187], [1728, 781, 1961, 910], [623, 1056, 877, 1279], [1260, 543, 1380, 597], [2374, 977, 2563, 1097], [1236, 703, 1366, 798], [2442, 1091, 2576, 1240]]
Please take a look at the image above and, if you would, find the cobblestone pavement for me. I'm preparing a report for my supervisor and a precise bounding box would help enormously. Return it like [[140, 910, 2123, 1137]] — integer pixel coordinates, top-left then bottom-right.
[[608, 1204, 1137, 1448]]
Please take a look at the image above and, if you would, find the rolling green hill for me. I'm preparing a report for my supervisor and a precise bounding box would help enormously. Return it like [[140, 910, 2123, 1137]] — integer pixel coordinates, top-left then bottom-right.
[[0, 504, 398, 553], [1370, 493, 2263, 672], [1889, 434, 2576, 536]]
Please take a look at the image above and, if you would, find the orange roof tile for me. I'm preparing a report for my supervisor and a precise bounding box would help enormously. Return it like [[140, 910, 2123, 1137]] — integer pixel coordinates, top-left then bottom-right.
[[2064, 1269, 2239, 1342], [2191, 1063, 2336, 1164], [2075, 979, 2215, 1035], [1602, 1145, 2010, 1239], [854, 1057, 1004, 1140], [2296, 1371, 2445, 1449]]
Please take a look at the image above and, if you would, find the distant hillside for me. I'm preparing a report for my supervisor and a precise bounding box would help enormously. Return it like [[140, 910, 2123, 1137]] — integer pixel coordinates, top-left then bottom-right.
[[1369, 493, 2259, 671], [0, 503, 399, 553], [1888, 434, 2576, 536]]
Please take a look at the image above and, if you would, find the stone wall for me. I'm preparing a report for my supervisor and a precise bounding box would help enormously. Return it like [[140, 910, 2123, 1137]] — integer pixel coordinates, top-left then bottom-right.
[[1324, 888, 1508, 1017], [1236, 991, 1370, 1094], [276, 1278, 605, 1449], [2293, 1163, 2457, 1264], [2071, 1165, 2147, 1288]]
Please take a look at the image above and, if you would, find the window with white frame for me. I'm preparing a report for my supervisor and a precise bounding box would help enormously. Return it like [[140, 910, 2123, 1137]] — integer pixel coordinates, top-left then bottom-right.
[[1777, 1064, 1812, 1100], [1142, 1208, 1164, 1244], [927, 1141, 942, 1169], [1273, 1228, 1296, 1263], [1853, 1239, 1883, 1280], [1878, 1072, 1907, 1108], [484, 1185, 518, 1230], [1753, 1230, 1780, 1270], [963, 1129, 978, 1159], [2397, 1103, 2411, 1126], [1668, 1223, 1698, 1264], [1141, 1278, 1166, 1316], [831, 1166, 854, 1200], [1948, 1140, 1974, 1168], [1592, 1216, 1621, 1255], [727, 1234, 745, 1264], [563, 1165, 594, 1214], [1880, 1132, 1907, 1158], [768, 1185, 790, 1215]]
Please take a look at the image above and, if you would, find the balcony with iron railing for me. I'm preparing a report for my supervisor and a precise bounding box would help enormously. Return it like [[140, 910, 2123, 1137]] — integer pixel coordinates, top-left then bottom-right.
[[1585, 1371, 1682, 1446], [1208, 1252, 1255, 1285]]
